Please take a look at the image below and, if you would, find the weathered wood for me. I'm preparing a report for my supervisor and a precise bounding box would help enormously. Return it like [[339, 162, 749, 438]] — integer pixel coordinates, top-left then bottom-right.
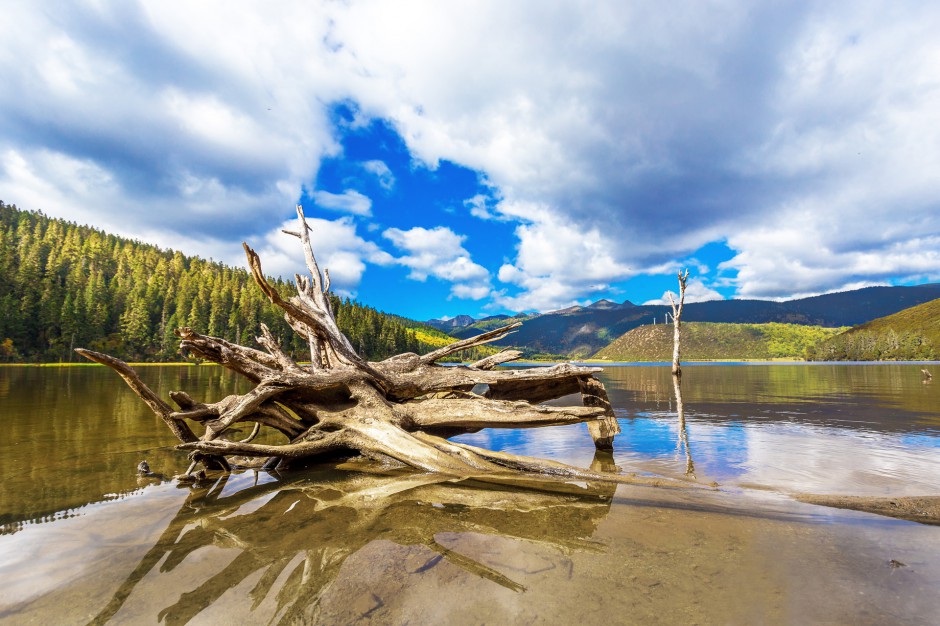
[[405, 397, 607, 430], [419, 322, 521, 364], [578, 375, 621, 449], [77, 206, 627, 485], [672, 372, 695, 477], [470, 348, 523, 370]]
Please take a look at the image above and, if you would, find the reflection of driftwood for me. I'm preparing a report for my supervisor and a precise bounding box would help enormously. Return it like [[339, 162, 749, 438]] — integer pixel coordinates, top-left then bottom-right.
[[78, 206, 625, 486], [89, 468, 617, 625]]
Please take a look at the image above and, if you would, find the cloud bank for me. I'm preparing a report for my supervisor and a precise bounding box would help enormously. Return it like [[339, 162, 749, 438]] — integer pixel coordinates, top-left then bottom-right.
[[2, 1, 939, 311]]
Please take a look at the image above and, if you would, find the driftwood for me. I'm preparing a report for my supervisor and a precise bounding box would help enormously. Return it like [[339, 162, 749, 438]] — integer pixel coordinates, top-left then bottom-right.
[[78, 206, 629, 487]]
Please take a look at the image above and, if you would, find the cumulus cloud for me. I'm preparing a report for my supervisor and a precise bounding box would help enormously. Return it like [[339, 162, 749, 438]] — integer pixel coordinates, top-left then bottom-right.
[[464, 193, 506, 221], [324, 0, 940, 305], [362, 160, 395, 191], [310, 189, 372, 216], [3, 1, 940, 311], [253, 216, 393, 296], [493, 212, 634, 311], [0, 1, 339, 243], [383, 226, 492, 299], [643, 279, 724, 306]]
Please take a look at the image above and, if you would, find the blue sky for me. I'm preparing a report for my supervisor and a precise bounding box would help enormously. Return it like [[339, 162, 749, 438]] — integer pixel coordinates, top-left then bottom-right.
[[1, 1, 939, 321]]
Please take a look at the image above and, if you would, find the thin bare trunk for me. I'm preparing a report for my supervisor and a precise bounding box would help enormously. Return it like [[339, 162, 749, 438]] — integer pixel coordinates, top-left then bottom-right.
[[667, 269, 689, 377]]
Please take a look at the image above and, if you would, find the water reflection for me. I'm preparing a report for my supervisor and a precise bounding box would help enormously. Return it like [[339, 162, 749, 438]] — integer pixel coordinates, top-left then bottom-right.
[[89, 466, 615, 625], [3, 363, 940, 534], [602, 364, 940, 494], [0, 365, 250, 533], [671, 374, 695, 478], [3, 365, 940, 624], [600, 363, 940, 428]]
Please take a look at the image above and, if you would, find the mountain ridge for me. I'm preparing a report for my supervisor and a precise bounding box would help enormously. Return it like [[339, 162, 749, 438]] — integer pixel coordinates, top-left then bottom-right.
[[433, 286, 940, 358]]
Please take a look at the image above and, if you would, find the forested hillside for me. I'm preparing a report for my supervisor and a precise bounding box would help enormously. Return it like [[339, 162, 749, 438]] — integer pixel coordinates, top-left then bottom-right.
[[593, 322, 847, 361], [0, 202, 481, 363], [807, 298, 940, 361]]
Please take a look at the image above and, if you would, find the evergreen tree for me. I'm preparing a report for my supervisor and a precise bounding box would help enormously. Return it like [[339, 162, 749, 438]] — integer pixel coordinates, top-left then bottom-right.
[[0, 201, 466, 363]]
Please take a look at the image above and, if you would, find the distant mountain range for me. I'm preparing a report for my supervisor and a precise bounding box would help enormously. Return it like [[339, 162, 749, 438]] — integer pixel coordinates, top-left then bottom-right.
[[430, 284, 940, 358], [425, 314, 480, 331]]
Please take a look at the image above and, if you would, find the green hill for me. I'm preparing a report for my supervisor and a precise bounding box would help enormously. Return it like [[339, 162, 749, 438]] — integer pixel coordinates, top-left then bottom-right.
[[807, 298, 940, 361], [445, 284, 940, 358], [0, 202, 483, 363], [593, 322, 847, 361]]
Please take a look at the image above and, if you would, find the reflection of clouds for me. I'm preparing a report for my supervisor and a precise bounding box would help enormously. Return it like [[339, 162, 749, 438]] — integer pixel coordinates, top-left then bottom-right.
[[0, 484, 187, 607], [450, 365, 940, 493], [617, 415, 940, 495], [457, 412, 940, 497], [453, 423, 598, 468], [739, 424, 940, 496]]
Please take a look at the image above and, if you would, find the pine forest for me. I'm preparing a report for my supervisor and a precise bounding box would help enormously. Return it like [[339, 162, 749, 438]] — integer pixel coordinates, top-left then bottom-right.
[[0, 202, 482, 364]]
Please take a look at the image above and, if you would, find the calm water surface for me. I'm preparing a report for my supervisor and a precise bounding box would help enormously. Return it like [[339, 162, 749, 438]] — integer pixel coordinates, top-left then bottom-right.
[[1, 363, 938, 624]]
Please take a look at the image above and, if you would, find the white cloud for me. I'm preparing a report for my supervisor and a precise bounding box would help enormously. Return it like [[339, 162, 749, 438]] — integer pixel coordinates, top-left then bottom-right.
[[0, 1, 339, 240], [464, 193, 506, 221], [362, 160, 395, 191], [722, 223, 940, 300], [3, 1, 940, 311], [492, 211, 635, 311], [643, 278, 724, 306], [310, 189, 373, 216], [383, 226, 492, 300], [323, 0, 940, 305], [253, 215, 393, 295]]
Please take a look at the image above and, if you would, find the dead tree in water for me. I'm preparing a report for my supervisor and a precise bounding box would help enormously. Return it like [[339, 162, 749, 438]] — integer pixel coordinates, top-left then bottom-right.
[[671, 372, 695, 478], [76, 206, 637, 487], [667, 269, 689, 377]]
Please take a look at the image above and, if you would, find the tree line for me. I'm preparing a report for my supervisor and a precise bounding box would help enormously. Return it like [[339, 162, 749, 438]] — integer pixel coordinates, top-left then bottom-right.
[[805, 328, 936, 361], [0, 202, 483, 363]]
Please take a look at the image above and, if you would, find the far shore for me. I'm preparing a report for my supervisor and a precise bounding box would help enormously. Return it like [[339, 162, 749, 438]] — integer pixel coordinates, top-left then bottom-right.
[[4, 358, 939, 367]]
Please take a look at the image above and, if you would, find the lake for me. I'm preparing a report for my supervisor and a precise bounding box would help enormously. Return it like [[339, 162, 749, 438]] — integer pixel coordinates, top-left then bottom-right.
[[1, 363, 939, 624]]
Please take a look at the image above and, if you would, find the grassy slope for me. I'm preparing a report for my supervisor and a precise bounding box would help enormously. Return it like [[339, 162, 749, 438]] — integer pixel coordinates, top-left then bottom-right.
[[594, 322, 847, 361], [808, 297, 940, 361]]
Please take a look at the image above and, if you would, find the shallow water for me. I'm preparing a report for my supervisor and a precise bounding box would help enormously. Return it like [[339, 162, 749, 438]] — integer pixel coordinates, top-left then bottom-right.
[[459, 363, 940, 497], [1, 363, 939, 624]]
